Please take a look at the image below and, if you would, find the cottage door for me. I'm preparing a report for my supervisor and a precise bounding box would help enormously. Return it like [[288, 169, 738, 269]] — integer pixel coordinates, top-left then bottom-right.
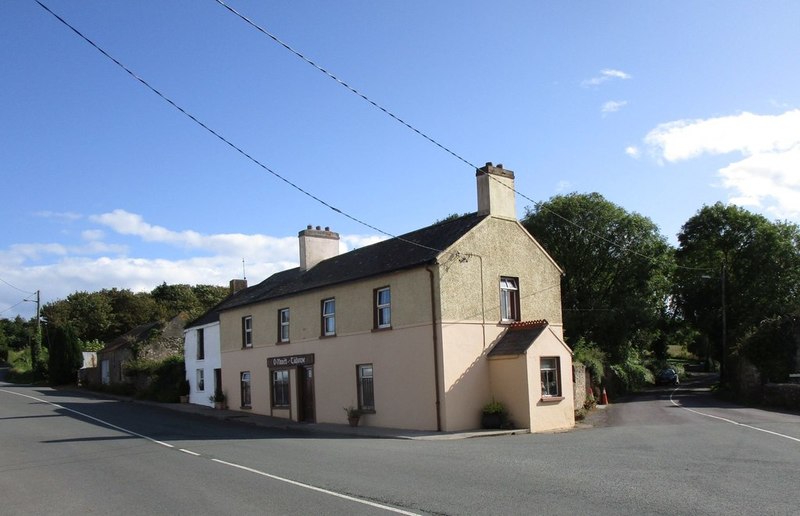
[[299, 366, 315, 422]]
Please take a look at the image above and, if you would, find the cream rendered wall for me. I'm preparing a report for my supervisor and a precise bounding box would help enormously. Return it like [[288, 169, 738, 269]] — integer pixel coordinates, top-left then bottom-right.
[[527, 327, 575, 433], [436, 217, 566, 431], [487, 356, 531, 429], [218, 268, 439, 430]]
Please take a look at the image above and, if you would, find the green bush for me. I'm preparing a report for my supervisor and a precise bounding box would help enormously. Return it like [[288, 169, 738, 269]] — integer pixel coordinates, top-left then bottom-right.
[[610, 346, 654, 392]]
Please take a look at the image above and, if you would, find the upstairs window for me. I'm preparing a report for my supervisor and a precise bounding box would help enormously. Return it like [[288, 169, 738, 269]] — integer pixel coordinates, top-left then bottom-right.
[[499, 277, 520, 322], [196, 328, 205, 360], [321, 298, 336, 336], [374, 287, 391, 329], [278, 308, 290, 343], [242, 316, 253, 348]]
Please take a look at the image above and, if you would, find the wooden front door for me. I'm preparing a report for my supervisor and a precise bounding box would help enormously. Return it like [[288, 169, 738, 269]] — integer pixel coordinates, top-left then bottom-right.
[[299, 366, 315, 422]]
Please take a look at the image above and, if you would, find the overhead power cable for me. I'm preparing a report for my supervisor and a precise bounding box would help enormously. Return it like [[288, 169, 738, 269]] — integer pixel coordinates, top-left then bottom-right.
[[0, 277, 35, 295], [213, 0, 477, 171], [0, 299, 29, 316], [213, 1, 709, 273], [33, 0, 443, 254]]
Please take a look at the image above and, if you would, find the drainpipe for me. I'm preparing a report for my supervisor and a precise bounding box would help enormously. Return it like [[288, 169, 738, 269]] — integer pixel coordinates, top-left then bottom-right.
[[426, 265, 443, 432]]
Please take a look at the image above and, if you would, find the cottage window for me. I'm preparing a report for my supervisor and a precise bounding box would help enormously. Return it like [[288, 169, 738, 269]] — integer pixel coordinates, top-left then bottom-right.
[[278, 308, 290, 343], [240, 371, 251, 408], [272, 369, 290, 407], [196, 328, 205, 360], [196, 369, 205, 392], [242, 316, 253, 348], [374, 287, 391, 329], [321, 298, 335, 336], [540, 357, 561, 398], [499, 277, 520, 322], [357, 364, 375, 412]]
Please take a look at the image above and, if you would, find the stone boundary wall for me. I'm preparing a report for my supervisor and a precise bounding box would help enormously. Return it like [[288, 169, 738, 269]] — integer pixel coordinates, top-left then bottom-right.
[[762, 383, 800, 412]]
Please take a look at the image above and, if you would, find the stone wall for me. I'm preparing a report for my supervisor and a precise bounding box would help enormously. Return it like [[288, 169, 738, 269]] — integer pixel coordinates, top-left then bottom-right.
[[573, 363, 588, 410], [762, 384, 800, 411]]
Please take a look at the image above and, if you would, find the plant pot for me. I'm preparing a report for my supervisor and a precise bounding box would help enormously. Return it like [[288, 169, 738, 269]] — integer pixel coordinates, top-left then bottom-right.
[[348, 416, 360, 427], [481, 412, 503, 429]]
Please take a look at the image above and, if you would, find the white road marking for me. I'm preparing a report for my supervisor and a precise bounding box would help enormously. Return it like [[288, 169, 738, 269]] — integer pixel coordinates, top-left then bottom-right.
[[0, 388, 174, 448], [669, 388, 800, 444], [1, 388, 420, 514], [211, 458, 421, 515]]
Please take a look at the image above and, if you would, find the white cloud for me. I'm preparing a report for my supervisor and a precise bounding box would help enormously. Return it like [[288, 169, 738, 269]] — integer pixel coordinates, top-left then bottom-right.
[[625, 146, 640, 158], [1, 210, 385, 319], [582, 69, 632, 87], [601, 100, 627, 114], [643, 109, 800, 219]]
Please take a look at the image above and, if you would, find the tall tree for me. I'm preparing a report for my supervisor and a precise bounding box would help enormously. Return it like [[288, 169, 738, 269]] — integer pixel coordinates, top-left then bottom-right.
[[47, 323, 82, 385], [673, 203, 800, 382], [522, 192, 674, 361]]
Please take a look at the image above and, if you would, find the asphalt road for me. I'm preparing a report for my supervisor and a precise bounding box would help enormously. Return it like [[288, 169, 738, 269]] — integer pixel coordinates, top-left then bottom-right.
[[1, 378, 798, 515]]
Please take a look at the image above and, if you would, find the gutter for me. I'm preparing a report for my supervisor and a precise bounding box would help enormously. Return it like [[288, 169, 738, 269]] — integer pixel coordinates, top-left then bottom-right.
[[426, 264, 443, 432]]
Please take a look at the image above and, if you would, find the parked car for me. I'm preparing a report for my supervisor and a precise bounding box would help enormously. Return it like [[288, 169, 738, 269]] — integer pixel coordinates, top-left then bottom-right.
[[656, 367, 679, 385]]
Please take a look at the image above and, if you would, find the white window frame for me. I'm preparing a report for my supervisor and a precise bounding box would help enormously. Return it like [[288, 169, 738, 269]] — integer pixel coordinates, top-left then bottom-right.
[[278, 308, 290, 343], [242, 316, 253, 348], [375, 287, 391, 329], [540, 357, 561, 398], [322, 298, 336, 336], [500, 277, 520, 322], [272, 369, 290, 407]]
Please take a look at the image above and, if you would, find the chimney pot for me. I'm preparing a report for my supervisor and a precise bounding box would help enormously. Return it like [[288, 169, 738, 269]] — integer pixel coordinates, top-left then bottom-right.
[[307, 224, 312, 229]]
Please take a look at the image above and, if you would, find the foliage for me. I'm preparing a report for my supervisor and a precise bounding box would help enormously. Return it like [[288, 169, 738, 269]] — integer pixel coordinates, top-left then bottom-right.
[[572, 339, 607, 381], [0, 316, 37, 351], [178, 378, 191, 396], [739, 314, 799, 383], [609, 346, 655, 392], [47, 324, 83, 386], [672, 203, 800, 379], [131, 355, 186, 403], [482, 399, 506, 415], [79, 339, 105, 352], [522, 192, 674, 362], [5, 347, 48, 384], [343, 406, 360, 418]]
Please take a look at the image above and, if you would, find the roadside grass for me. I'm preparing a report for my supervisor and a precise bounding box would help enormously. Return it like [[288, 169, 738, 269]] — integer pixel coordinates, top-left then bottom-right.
[[4, 348, 45, 384]]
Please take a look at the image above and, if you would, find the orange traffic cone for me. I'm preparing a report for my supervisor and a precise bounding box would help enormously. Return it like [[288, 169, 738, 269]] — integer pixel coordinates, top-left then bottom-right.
[[600, 387, 609, 405]]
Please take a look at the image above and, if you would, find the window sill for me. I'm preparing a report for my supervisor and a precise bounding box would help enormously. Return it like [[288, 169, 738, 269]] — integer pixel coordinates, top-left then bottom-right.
[[242, 345, 253, 350], [272, 405, 290, 410], [240, 405, 252, 410], [540, 396, 564, 403], [359, 409, 376, 415], [371, 326, 392, 333], [319, 334, 336, 339], [276, 340, 290, 345]]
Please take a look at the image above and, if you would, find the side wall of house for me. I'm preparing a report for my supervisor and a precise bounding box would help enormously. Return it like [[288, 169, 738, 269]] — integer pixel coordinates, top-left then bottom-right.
[[437, 217, 566, 431], [184, 322, 221, 408], [527, 328, 575, 433], [219, 268, 439, 430]]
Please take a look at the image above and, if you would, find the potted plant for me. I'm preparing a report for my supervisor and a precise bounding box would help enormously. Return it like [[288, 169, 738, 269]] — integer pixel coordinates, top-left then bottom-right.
[[178, 378, 190, 403], [210, 389, 226, 410], [481, 399, 506, 429], [344, 406, 360, 427]]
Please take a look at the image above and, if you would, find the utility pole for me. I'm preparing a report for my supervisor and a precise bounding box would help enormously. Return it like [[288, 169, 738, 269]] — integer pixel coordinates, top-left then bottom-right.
[[720, 262, 727, 386], [30, 290, 41, 378]]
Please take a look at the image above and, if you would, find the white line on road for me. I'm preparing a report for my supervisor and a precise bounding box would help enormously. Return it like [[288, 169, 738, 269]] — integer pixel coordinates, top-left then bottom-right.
[[211, 458, 421, 515], [669, 389, 800, 444], [1, 388, 420, 514], [0, 388, 174, 448]]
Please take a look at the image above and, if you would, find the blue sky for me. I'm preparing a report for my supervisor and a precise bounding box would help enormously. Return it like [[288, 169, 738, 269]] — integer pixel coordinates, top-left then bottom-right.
[[2, 1, 799, 319]]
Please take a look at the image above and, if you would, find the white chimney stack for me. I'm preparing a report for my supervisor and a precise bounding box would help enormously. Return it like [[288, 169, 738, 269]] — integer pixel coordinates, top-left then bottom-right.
[[299, 225, 340, 271]]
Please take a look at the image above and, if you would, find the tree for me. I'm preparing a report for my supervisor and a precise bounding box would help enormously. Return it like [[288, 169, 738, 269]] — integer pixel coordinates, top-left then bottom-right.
[[522, 193, 674, 362], [42, 291, 113, 342], [673, 203, 800, 382], [47, 323, 82, 385]]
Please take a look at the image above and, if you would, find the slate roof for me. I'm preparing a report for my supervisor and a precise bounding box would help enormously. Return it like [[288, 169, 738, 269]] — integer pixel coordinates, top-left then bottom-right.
[[487, 320, 549, 357], [219, 212, 488, 312]]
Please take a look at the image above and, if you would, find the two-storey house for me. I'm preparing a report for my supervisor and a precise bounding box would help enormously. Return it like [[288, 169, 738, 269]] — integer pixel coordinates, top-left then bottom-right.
[[216, 163, 574, 432]]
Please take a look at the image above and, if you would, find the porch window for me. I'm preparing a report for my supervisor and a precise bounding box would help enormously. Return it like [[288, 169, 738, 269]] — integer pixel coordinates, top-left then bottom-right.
[[540, 357, 561, 398]]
